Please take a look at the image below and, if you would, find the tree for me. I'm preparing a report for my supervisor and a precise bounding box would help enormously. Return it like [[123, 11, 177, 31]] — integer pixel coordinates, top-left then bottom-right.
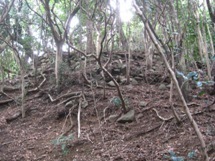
[[38, 0, 80, 87]]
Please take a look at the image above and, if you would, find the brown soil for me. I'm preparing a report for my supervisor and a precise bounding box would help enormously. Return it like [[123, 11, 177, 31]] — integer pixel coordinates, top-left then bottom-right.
[[0, 52, 215, 161]]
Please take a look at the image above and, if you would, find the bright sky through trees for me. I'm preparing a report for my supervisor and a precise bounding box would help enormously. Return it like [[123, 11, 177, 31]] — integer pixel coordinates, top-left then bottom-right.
[[110, 0, 206, 23], [110, 0, 134, 22], [70, 16, 79, 29]]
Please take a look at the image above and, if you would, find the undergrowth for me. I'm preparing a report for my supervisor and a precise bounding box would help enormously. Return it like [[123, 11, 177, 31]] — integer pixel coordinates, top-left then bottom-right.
[[52, 133, 74, 155]]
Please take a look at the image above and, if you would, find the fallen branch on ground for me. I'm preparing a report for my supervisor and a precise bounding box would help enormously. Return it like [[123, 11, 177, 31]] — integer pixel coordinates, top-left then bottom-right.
[[27, 73, 47, 93], [0, 99, 14, 106], [2, 86, 20, 92], [0, 91, 19, 104]]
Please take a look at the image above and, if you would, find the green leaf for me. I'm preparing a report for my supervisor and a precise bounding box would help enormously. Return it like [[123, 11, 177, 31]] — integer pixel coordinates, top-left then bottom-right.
[[61, 144, 66, 151], [111, 97, 122, 107], [187, 150, 196, 158], [51, 139, 59, 145], [171, 156, 184, 161], [169, 150, 176, 157], [68, 134, 74, 140], [61, 144, 69, 155], [198, 91, 205, 96]]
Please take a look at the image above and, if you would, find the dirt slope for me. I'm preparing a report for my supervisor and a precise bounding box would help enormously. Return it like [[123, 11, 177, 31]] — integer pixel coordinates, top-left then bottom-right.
[[0, 52, 215, 161]]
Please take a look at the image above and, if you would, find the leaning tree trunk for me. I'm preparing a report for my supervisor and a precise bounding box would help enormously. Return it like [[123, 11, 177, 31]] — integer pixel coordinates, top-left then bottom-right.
[[133, 2, 209, 160]]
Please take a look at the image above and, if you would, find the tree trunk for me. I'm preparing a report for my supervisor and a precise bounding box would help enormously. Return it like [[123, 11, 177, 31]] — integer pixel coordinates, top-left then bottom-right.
[[55, 42, 63, 87], [86, 19, 95, 54], [116, 0, 129, 51]]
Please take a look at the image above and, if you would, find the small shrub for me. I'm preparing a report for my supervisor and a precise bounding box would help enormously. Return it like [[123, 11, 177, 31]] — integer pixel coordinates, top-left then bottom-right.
[[52, 133, 74, 155], [110, 96, 122, 107], [163, 150, 197, 161], [110, 96, 130, 110]]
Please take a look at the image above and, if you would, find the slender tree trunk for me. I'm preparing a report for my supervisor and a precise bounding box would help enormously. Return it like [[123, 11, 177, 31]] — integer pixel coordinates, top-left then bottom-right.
[[55, 42, 63, 87], [116, 0, 129, 51], [126, 42, 131, 84], [144, 31, 153, 70], [0, 60, 5, 86], [95, 24, 102, 58], [86, 19, 95, 54], [21, 67, 25, 118]]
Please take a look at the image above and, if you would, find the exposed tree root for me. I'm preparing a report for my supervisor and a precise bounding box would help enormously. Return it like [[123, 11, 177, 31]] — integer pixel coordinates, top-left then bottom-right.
[[57, 95, 81, 106], [152, 108, 174, 121], [47, 91, 81, 103], [5, 111, 22, 123]]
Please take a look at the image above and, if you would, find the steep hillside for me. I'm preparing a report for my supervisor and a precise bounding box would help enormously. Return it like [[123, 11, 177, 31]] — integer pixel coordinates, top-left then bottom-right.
[[0, 52, 215, 161]]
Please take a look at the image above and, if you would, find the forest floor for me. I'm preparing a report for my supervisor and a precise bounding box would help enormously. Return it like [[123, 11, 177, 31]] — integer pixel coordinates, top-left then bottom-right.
[[0, 51, 215, 161]]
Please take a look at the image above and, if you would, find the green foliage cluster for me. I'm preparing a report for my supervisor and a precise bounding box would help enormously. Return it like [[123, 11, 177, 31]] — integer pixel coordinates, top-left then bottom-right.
[[0, 51, 19, 80], [110, 96, 122, 107], [176, 70, 214, 97], [52, 133, 74, 155], [164, 150, 197, 161], [110, 96, 130, 110]]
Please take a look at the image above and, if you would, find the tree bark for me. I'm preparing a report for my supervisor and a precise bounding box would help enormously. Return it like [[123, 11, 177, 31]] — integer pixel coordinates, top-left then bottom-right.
[[86, 20, 95, 54], [55, 42, 63, 87], [115, 0, 129, 51]]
